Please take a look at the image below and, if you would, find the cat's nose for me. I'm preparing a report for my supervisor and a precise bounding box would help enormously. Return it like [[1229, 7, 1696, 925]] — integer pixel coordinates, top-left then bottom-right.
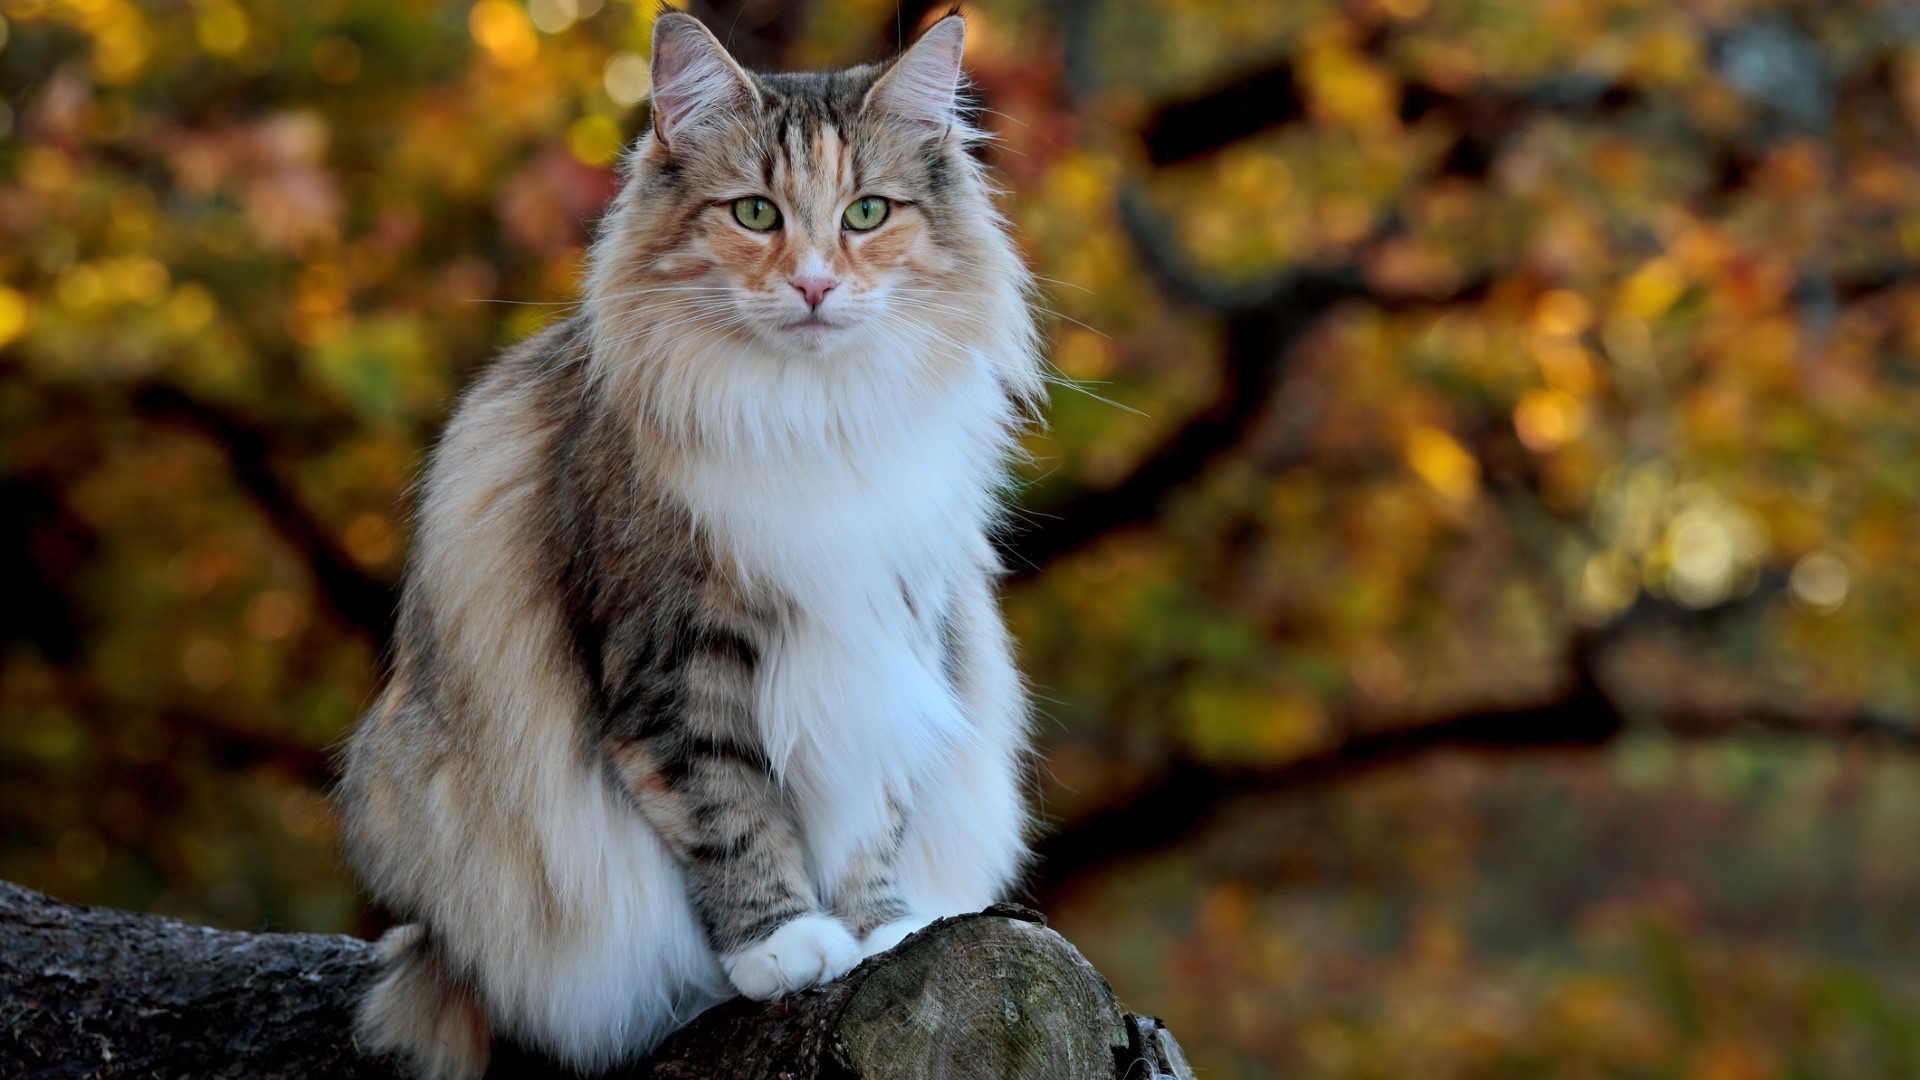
[[790, 274, 837, 310]]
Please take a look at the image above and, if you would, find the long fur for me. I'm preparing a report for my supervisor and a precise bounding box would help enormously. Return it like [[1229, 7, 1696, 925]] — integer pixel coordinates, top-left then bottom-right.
[[338, 13, 1041, 1078]]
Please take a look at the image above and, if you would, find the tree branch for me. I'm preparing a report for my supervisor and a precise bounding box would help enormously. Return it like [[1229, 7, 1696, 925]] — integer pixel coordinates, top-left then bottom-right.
[[1026, 589, 1915, 904], [1026, 669, 1620, 903], [1830, 262, 1920, 302], [1003, 188, 1488, 581], [132, 385, 397, 648], [1141, 60, 1307, 165], [1025, 680, 1919, 907], [0, 883, 1192, 1080], [152, 707, 336, 784], [1139, 49, 1634, 169], [1008, 304, 1304, 580]]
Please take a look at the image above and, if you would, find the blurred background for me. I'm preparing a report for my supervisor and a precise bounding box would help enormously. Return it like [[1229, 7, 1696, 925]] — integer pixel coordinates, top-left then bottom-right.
[[4, 0, 1920, 1075]]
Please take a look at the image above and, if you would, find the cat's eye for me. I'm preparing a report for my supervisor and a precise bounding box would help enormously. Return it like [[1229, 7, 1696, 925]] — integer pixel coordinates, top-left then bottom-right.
[[843, 196, 890, 231], [732, 197, 781, 231]]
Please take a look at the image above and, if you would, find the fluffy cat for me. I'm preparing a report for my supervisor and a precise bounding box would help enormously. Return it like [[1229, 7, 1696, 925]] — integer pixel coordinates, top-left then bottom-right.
[[336, 11, 1043, 1079]]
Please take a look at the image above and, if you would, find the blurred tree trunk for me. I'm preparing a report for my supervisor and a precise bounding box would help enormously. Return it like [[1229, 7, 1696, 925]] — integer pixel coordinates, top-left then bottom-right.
[[0, 881, 1192, 1080], [684, 1, 808, 70]]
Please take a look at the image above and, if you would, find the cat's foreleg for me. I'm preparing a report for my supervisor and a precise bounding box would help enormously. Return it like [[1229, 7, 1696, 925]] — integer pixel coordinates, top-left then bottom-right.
[[825, 564, 1031, 960], [822, 795, 936, 959], [893, 566, 1033, 917], [602, 626, 859, 1001]]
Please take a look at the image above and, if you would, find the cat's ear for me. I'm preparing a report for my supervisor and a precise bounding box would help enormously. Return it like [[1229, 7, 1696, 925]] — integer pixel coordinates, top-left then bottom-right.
[[865, 13, 966, 137], [649, 13, 757, 151]]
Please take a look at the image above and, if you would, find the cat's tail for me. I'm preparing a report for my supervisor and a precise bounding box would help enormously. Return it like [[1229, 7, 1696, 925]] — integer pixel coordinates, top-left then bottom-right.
[[356, 924, 492, 1080]]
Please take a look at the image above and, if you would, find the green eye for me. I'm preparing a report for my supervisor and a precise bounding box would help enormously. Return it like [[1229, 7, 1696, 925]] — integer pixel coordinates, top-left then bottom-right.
[[732, 197, 781, 231], [843, 196, 890, 231]]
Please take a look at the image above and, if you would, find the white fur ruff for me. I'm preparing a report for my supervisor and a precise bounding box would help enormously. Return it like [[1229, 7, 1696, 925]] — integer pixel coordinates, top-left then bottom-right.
[[657, 328, 1016, 887]]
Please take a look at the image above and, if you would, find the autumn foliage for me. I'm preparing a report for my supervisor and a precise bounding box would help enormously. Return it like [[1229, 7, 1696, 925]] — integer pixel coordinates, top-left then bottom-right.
[[3, 1, 1920, 1077]]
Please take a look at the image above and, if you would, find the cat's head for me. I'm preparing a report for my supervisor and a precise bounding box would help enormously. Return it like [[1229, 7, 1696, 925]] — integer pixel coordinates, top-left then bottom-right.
[[585, 12, 1041, 442]]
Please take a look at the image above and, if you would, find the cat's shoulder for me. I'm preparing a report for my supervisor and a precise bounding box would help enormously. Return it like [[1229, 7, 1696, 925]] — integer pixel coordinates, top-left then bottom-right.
[[462, 314, 594, 402], [428, 313, 611, 480]]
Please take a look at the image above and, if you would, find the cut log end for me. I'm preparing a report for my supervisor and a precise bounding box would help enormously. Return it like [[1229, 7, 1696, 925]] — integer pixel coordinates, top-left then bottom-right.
[[832, 911, 1126, 1078]]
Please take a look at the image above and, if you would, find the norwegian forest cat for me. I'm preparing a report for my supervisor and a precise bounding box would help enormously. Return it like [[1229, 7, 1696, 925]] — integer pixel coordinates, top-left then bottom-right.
[[337, 11, 1042, 1079]]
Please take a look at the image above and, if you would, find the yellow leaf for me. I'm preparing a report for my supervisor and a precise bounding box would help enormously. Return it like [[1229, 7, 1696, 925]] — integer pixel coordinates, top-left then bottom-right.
[[1514, 389, 1586, 453], [1619, 257, 1687, 320], [568, 114, 623, 167], [0, 285, 31, 348], [1405, 426, 1479, 504], [470, 0, 537, 66]]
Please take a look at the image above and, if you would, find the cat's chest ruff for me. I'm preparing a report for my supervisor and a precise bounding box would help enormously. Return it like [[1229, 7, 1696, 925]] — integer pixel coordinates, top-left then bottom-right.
[[668, 390, 1000, 785], [672, 384, 998, 614], [690, 423, 977, 635]]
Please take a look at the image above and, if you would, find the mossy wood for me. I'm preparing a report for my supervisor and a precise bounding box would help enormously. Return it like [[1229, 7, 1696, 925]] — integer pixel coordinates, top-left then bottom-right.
[[0, 882, 1193, 1079]]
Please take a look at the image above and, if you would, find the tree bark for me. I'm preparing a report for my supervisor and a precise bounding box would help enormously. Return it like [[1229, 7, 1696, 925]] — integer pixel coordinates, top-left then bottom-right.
[[0, 882, 1193, 1079]]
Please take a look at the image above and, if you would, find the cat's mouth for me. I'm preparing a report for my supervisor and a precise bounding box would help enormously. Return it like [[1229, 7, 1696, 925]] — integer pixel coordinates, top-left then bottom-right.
[[778, 313, 846, 336], [764, 309, 863, 350]]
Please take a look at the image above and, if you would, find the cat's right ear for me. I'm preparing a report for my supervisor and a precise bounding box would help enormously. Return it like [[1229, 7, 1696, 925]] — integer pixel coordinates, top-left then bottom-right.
[[865, 13, 966, 138], [648, 13, 757, 152]]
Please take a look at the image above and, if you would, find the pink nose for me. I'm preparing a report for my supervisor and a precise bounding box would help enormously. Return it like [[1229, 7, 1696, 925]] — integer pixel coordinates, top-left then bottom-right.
[[791, 274, 837, 309]]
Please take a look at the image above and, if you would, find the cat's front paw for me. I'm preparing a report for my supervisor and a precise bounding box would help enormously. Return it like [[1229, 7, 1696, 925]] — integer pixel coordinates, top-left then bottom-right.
[[858, 912, 937, 960], [722, 914, 861, 1000]]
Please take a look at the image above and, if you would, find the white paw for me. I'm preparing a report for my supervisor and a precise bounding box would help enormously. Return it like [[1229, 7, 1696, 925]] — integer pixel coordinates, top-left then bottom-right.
[[722, 914, 861, 1000], [859, 912, 937, 961]]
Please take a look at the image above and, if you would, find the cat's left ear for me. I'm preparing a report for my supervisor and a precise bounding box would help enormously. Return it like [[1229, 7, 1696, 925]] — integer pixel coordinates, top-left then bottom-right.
[[864, 13, 966, 138]]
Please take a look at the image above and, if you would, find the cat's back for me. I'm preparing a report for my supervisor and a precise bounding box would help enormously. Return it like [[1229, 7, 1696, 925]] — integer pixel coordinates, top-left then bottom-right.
[[379, 315, 626, 745], [345, 317, 598, 765], [342, 314, 652, 896]]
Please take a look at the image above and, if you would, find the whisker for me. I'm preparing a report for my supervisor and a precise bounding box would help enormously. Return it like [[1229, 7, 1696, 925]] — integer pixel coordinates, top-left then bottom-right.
[[468, 298, 583, 307]]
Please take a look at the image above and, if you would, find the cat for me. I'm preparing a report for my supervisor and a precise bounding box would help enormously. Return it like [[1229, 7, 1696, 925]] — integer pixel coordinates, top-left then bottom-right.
[[336, 10, 1044, 1079]]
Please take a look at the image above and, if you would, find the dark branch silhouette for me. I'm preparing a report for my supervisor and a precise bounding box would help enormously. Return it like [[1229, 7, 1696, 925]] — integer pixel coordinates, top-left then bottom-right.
[[1027, 693, 1618, 906], [1025, 598, 1914, 904], [1141, 61, 1307, 165], [1008, 302, 1325, 580], [1002, 188, 1490, 582], [686, 1, 807, 70], [1139, 50, 1636, 170], [132, 385, 398, 649], [872, 0, 949, 60]]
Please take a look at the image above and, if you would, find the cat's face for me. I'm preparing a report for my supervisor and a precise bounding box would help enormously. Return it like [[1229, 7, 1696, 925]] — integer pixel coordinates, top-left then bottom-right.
[[648, 95, 958, 352], [590, 14, 1004, 360]]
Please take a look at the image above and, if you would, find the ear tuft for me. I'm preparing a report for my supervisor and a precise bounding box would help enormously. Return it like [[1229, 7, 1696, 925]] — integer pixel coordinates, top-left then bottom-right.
[[649, 13, 756, 150], [865, 13, 967, 136]]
